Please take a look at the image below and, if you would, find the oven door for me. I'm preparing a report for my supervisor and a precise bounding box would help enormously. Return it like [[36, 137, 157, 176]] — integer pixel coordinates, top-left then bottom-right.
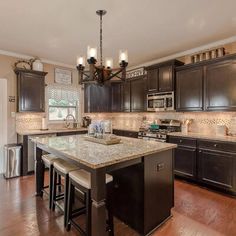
[[147, 95, 166, 111]]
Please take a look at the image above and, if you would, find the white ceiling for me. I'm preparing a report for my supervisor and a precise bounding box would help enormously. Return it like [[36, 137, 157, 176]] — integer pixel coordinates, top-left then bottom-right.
[[1, 0, 236, 67]]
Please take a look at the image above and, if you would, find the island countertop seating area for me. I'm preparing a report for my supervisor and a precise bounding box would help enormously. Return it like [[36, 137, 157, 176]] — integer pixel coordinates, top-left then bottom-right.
[[33, 134, 177, 236]]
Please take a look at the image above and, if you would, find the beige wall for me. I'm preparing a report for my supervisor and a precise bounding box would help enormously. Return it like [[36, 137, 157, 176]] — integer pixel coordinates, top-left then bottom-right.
[[0, 54, 80, 143]]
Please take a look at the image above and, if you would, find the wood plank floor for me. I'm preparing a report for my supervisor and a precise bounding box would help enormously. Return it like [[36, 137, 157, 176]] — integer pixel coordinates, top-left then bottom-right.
[[0, 174, 236, 236]]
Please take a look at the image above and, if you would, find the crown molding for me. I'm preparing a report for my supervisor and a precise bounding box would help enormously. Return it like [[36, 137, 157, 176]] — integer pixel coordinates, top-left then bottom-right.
[[0, 49, 75, 69], [129, 35, 236, 70]]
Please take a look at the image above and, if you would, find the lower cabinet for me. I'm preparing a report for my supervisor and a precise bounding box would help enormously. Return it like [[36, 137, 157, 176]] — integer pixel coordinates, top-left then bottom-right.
[[174, 146, 197, 179], [198, 149, 235, 191], [168, 136, 197, 180], [169, 135, 236, 195]]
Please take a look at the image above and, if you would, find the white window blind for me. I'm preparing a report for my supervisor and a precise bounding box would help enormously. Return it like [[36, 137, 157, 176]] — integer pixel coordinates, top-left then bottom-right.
[[47, 85, 80, 121]]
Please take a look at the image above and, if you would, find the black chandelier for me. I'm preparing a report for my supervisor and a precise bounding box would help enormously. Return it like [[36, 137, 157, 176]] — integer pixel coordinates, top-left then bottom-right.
[[76, 10, 128, 85]]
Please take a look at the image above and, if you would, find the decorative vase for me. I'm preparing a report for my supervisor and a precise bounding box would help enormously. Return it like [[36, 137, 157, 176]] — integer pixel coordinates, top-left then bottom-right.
[[32, 59, 44, 71]]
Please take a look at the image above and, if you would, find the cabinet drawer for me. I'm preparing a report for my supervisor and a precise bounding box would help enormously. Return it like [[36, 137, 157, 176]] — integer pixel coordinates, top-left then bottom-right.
[[168, 136, 197, 147], [198, 140, 236, 153]]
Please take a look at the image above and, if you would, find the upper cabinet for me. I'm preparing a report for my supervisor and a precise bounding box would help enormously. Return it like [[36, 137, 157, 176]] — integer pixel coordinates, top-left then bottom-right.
[[123, 81, 131, 112], [111, 82, 123, 112], [176, 54, 236, 112], [205, 60, 236, 111], [84, 83, 110, 113], [15, 69, 47, 112], [130, 76, 146, 112], [146, 60, 184, 93], [176, 67, 204, 111], [147, 69, 158, 92]]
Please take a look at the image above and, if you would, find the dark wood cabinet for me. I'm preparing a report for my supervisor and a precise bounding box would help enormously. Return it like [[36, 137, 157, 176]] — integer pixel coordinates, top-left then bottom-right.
[[84, 83, 110, 113], [168, 136, 197, 180], [146, 60, 184, 93], [169, 135, 236, 195], [205, 60, 236, 111], [130, 76, 146, 112], [123, 81, 131, 112], [158, 66, 173, 92], [198, 149, 235, 191], [110, 82, 123, 112], [147, 69, 158, 92], [176, 67, 204, 111], [176, 53, 236, 112], [15, 69, 47, 112]]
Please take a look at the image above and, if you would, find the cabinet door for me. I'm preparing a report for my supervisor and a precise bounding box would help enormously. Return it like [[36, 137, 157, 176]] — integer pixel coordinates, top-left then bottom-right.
[[176, 67, 203, 111], [147, 69, 158, 92], [174, 146, 197, 179], [130, 77, 145, 112], [198, 149, 235, 190], [18, 72, 45, 112], [158, 66, 173, 92], [84, 84, 98, 112], [123, 81, 131, 112], [111, 82, 123, 112], [98, 85, 110, 112], [205, 61, 236, 111], [84, 84, 110, 112]]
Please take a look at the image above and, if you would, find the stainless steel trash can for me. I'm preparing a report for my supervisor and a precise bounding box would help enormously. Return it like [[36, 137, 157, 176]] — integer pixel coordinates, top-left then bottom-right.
[[3, 144, 22, 179]]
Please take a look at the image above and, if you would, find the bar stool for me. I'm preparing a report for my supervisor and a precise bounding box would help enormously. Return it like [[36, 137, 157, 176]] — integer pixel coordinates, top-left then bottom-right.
[[66, 169, 114, 236], [52, 159, 79, 227], [41, 154, 62, 209]]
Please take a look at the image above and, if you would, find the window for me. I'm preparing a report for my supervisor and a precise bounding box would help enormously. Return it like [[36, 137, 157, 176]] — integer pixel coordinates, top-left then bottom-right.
[[47, 85, 80, 121]]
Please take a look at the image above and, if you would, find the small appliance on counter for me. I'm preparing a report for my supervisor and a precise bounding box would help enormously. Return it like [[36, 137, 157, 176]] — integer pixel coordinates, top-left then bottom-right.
[[138, 119, 181, 142], [82, 116, 91, 128]]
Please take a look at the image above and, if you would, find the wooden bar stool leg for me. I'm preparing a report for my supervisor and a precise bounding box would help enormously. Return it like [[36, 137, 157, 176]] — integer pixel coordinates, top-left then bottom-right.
[[66, 179, 74, 232], [86, 190, 92, 236], [49, 165, 54, 209], [58, 175, 62, 192], [52, 170, 57, 211], [64, 174, 69, 227]]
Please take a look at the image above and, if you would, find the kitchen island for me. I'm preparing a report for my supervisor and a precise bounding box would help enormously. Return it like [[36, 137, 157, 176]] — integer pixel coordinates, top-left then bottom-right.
[[34, 135, 177, 236]]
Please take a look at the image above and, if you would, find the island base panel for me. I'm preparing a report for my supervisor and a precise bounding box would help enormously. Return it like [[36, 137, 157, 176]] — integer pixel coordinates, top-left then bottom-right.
[[108, 150, 174, 235]]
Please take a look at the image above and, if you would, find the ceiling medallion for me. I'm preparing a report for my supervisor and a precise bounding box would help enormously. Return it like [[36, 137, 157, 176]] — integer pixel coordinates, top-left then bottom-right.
[[76, 10, 128, 85]]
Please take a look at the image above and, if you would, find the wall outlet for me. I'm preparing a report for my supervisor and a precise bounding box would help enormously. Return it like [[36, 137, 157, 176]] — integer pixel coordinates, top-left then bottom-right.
[[11, 112, 16, 118]]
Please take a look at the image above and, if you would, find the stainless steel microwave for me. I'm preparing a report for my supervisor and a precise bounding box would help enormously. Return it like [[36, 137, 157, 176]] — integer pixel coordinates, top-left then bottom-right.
[[147, 92, 174, 112]]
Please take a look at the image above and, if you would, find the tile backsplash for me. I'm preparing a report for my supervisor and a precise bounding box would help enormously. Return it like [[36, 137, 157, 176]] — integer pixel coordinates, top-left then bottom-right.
[[85, 112, 236, 134], [16, 111, 236, 135]]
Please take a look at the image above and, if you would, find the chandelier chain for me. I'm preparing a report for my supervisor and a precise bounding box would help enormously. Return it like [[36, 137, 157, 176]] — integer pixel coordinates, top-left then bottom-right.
[[100, 13, 103, 66]]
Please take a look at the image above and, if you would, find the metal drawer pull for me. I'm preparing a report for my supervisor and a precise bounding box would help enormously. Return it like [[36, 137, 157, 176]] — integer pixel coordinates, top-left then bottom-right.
[[157, 163, 165, 171]]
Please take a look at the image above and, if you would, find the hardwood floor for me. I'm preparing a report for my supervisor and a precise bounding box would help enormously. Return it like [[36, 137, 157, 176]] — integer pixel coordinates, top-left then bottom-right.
[[0, 175, 236, 236]]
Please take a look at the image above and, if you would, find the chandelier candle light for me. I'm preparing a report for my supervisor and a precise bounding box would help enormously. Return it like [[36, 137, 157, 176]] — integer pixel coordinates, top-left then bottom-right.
[[76, 10, 128, 85]]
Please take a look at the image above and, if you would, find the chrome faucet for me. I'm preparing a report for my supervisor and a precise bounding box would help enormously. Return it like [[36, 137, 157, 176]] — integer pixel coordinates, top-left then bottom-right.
[[65, 114, 76, 128]]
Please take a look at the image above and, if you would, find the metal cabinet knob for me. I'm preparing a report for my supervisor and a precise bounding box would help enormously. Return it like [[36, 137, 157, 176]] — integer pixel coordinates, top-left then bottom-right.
[[214, 144, 218, 147], [199, 150, 202, 153], [179, 140, 183, 143]]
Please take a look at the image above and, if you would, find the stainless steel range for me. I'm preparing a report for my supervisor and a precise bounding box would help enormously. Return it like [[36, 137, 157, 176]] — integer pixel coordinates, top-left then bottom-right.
[[138, 119, 181, 142]]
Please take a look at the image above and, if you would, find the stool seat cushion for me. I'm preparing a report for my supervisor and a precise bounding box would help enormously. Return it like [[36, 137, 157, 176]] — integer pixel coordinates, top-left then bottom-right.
[[69, 169, 113, 190], [42, 154, 59, 166], [53, 159, 79, 174]]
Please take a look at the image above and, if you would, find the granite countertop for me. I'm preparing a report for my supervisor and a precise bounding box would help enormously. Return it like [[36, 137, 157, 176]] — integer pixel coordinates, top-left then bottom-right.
[[168, 132, 236, 143], [17, 128, 88, 136], [33, 135, 177, 169]]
